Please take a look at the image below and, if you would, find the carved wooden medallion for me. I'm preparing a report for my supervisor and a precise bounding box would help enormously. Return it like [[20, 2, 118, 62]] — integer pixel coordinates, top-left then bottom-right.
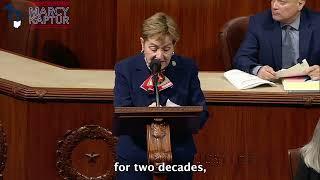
[[56, 125, 117, 180]]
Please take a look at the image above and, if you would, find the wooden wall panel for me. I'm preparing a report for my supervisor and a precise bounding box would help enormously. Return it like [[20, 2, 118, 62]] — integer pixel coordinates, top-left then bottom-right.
[[31, 0, 117, 69], [0, 0, 117, 69], [194, 105, 320, 180], [0, 95, 28, 180], [1, 92, 320, 179], [0, 0, 35, 55], [116, 0, 270, 71], [26, 102, 114, 179], [1, 0, 320, 70]]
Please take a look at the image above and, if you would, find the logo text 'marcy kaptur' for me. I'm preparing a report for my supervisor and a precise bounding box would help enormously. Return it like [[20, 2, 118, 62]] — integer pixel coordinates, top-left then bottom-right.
[[29, 1, 71, 29]]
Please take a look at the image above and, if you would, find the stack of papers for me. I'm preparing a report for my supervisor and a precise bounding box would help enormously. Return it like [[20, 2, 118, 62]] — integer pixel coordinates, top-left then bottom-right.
[[224, 69, 276, 90], [282, 76, 320, 92], [224, 60, 319, 91], [276, 59, 309, 78], [276, 60, 319, 92]]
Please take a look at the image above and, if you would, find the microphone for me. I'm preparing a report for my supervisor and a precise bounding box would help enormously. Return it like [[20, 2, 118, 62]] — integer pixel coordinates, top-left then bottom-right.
[[149, 57, 161, 107], [150, 57, 161, 75]]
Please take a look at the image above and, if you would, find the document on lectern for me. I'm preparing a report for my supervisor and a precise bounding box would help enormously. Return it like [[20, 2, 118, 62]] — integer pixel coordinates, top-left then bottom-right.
[[224, 69, 276, 90]]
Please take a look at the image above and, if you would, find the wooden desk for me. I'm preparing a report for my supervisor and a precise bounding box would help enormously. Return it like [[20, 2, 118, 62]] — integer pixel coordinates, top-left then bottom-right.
[[0, 50, 319, 180], [195, 74, 319, 180]]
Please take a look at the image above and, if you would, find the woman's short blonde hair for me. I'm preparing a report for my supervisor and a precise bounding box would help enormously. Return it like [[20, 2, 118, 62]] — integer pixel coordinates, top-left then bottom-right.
[[142, 12, 180, 44], [301, 119, 320, 173]]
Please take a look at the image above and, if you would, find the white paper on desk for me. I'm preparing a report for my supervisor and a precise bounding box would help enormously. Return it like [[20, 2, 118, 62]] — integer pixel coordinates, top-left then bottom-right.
[[149, 102, 160, 107], [276, 59, 309, 78], [148, 100, 180, 107], [224, 69, 276, 90], [166, 99, 180, 107]]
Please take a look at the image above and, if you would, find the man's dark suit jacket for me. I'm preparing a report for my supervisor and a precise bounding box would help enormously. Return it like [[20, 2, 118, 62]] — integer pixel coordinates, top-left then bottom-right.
[[114, 54, 208, 162], [294, 156, 320, 180], [234, 8, 320, 73]]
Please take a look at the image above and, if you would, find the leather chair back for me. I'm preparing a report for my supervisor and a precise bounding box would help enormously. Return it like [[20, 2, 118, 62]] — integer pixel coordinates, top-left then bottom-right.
[[288, 148, 301, 180], [219, 16, 249, 70]]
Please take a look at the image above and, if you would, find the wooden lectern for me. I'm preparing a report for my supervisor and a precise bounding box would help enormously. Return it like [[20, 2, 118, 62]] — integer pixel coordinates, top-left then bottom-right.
[[114, 106, 203, 180]]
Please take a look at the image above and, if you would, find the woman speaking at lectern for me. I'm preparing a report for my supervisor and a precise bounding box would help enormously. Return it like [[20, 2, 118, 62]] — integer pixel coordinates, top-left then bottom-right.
[[114, 12, 209, 179]]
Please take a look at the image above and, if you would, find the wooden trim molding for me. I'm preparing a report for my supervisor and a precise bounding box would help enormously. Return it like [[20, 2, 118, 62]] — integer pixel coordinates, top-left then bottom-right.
[[0, 124, 7, 179], [0, 73, 319, 104], [1, 77, 319, 104], [0, 79, 113, 101], [56, 125, 117, 180], [114, 106, 203, 118], [204, 91, 320, 105]]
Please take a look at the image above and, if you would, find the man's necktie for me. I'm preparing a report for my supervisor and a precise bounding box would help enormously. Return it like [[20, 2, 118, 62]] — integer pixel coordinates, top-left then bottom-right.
[[282, 25, 296, 69]]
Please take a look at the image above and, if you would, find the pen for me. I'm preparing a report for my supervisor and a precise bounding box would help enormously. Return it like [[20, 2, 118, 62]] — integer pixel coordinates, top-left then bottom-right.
[[305, 76, 311, 82]]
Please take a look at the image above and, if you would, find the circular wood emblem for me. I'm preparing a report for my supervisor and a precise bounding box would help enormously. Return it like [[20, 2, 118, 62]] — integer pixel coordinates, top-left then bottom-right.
[[56, 125, 117, 179]]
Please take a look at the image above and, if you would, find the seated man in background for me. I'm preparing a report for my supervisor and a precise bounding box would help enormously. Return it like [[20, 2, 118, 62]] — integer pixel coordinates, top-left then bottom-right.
[[234, 0, 320, 81]]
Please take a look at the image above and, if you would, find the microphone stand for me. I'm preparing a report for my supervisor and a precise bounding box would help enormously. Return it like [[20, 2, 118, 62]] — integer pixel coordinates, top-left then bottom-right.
[[149, 69, 172, 179], [152, 73, 160, 107]]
